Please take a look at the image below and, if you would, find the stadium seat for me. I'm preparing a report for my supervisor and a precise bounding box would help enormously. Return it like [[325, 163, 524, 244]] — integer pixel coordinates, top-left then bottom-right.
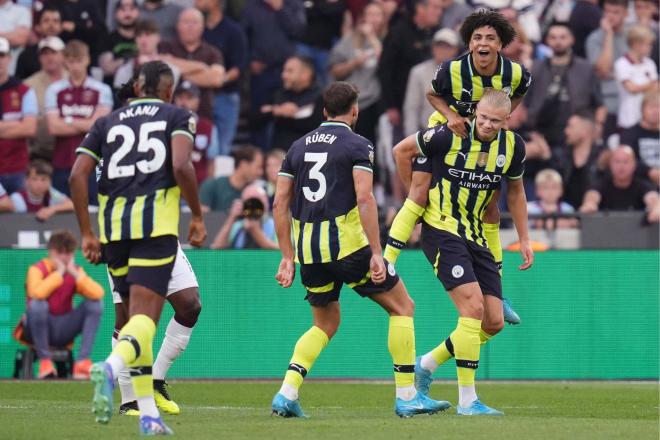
[[13, 347, 74, 379]]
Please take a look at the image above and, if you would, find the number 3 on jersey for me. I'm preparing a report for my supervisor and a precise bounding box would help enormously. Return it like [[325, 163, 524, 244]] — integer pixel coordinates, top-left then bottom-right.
[[107, 121, 167, 179], [303, 152, 327, 202]]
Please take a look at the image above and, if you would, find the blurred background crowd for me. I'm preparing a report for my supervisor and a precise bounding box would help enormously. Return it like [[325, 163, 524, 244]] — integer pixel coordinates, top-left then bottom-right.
[[0, 0, 658, 248]]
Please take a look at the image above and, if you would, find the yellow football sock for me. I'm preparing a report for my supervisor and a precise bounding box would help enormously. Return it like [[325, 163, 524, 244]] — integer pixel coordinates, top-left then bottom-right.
[[384, 199, 425, 264], [430, 338, 454, 366], [450, 317, 482, 387], [112, 314, 156, 367], [483, 222, 502, 276], [388, 316, 415, 388], [114, 314, 156, 398], [283, 326, 329, 390]]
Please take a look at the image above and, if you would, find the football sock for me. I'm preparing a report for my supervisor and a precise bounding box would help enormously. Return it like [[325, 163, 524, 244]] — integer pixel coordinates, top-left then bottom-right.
[[384, 199, 425, 264], [280, 326, 329, 400], [112, 332, 136, 404], [480, 329, 493, 345], [483, 222, 503, 276], [452, 317, 482, 407], [153, 317, 193, 380], [421, 337, 455, 373], [111, 314, 158, 418], [388, 316, 416, 400]]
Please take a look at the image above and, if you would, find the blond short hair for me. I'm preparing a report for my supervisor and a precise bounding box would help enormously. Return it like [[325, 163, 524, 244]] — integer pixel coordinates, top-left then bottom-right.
[[535, 168, 563, 187], [63, 40, 89, 59], [626, 25, 656, 46], [479, 88, 512, 115]]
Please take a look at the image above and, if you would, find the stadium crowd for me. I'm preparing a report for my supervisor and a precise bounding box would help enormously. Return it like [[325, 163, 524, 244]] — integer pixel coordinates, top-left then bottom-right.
[[0, 0, 658, 236]]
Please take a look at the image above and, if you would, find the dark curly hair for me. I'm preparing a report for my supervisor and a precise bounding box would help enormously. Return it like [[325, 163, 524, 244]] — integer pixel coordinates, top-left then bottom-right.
[[459, 9, 516, 48]]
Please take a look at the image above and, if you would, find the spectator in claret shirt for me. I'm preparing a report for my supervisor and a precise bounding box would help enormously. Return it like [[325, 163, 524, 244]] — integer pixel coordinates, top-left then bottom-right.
[[45, 40, 112, 200], [173, 80, 219, 185], [242, 0, 306, 149], [195, 0, 248, 155], [9, 160, 73, 221], [0, 37, 38, 194]]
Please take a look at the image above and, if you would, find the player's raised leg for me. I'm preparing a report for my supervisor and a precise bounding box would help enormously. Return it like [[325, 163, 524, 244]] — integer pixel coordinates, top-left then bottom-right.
[[272, 301, 337, 418]]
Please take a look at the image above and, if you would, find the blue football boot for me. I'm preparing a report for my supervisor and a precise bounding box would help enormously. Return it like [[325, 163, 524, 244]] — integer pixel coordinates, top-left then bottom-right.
[[457, 399, 504, 416], [139, 415, 174, 435], [271, 393, 307, 418], [90, 362, 114, 424], [414, 356, 433, 396], [395, 392, 451, 418], [502, 297, 521, 325]]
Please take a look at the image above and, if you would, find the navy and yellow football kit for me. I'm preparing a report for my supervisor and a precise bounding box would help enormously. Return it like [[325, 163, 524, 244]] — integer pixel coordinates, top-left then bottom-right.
[[279, 121, 398, 306], [414, 122, 525, 297], [76, 98, 196, 297], [427, 52, 531, 127]]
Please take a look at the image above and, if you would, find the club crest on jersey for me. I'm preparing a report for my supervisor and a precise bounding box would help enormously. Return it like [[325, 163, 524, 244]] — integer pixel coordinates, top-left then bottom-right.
[[477, 152, 488, 167], [188, 116, 197, 135], [496, 154, 506, 167], [416, 156, 427, 164], [423, 129, 434, 143], [501, 86, 512, 95]]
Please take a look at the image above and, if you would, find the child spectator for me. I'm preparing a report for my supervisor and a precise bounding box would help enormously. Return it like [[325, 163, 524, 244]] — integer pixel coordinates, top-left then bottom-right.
[[527, 169, 578, 229], [18, 230, 104, 379], [10, 160, 73, 221], [614, 25, 658, 129]]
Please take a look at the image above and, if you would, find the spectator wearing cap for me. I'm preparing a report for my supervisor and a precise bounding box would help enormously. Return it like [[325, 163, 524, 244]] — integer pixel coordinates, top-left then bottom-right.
[[195, 0, 248, 156], [585, 0, 629, 140], [329, 1, 388, 143], [0, 0, 31, 75], [159, 8, 226, 120], [614, 25, 658, 130], [0, 37, 38, 194], [260, 55, 323, 150], [16, 6, 63, 80], [174, 80, 219, 185], [45, 40, 112, 200], [113, 20, 181, 93], [296, 0, 347, 87], [525, 22, 606, 151], [241, 0, 307, 148], [140, 0, 184, 41], [25, 36, 67, 162], [98, 0, 140, 86], [9, 159, 73, 221], [403, 28, 459, 136], [580, 145, 660, 223]]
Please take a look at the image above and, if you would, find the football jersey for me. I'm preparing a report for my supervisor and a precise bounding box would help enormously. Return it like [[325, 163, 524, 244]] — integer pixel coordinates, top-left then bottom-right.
[[428, 52, 531, 126], [416, 122, 525, 246], [76, 98, 196, 243], [45, 77, 113, 169], [279, 121, 373, 264]]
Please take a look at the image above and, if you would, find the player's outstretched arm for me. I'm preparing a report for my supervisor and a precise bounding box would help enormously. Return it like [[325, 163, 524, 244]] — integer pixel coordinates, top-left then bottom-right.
[[506, 178, 533, 270], [69, 154, 101, 264], [273, 175, 295, 288], [353, 168, 385, 284], [392, 134, 420, 191], [383, 171, 430, 265], [172, 134, 207, 247]]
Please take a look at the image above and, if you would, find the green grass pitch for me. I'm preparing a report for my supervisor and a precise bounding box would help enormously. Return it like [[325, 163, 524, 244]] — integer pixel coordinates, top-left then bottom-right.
[[0, 381, 657, 439]]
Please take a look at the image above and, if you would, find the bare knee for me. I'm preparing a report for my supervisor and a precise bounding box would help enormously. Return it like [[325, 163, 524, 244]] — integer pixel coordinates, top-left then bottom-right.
[[170, 288, 202, 328], [388, 296, 415, 317], [313, 306, 340, 340], [482, 318, 504, 336]]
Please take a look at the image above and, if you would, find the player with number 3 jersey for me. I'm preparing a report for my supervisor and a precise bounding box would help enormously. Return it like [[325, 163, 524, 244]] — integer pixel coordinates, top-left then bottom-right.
[[270, 82, 450, 419]]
